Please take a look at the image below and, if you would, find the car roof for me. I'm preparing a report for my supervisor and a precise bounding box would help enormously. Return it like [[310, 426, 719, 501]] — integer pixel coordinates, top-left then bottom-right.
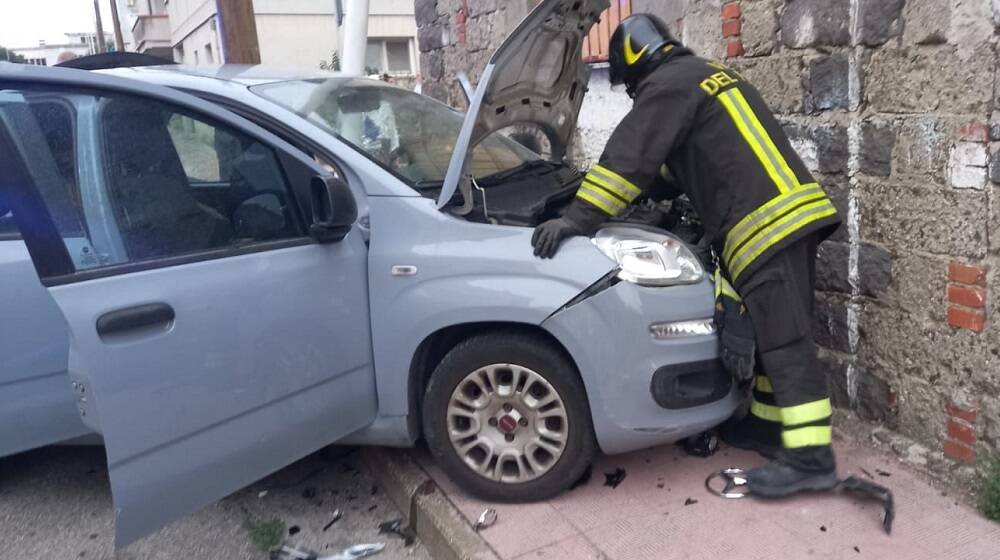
[[98, 64, 346, 87]]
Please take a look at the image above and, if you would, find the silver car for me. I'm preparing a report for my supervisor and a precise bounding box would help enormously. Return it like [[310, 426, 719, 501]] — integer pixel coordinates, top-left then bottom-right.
[[0, 0, 738, 546]]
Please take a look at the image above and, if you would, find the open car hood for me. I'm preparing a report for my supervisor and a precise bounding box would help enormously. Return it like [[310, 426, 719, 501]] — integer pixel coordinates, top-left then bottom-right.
[[438, 0, 609, 209]]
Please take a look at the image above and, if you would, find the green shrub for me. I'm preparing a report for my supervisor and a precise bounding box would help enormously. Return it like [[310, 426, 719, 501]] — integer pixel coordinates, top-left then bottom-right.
[[245, 517, 286, 552], [979, 459, 1000, 522]]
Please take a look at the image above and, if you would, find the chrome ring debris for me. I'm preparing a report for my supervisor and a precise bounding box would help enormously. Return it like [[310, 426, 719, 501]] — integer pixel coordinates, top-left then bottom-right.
[[705, 467, 750, 499]]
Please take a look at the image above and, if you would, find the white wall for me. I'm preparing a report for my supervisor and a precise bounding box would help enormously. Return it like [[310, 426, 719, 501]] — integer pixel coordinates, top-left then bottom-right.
[[255, 14, 341, 69], [574, 66, 632, 168], [173, 19, 221, 65]]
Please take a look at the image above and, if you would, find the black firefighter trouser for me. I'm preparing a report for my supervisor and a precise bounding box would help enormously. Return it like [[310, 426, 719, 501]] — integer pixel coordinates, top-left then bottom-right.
[[737, 234, 835, 472]]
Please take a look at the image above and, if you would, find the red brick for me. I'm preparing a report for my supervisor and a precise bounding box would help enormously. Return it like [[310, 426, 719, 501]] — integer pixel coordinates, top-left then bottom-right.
[[722, 2, 742, 21], [726, 39, 744, 58], [722, 19, 742, 38], [958, 121, 989, 143], [943, 440, 975, 464], [948, 262, 987, 286], [947, 419, 977, 446], [947, 306, 986, 332], [946, 402, 979, 424], [948, 285, 986, 309]]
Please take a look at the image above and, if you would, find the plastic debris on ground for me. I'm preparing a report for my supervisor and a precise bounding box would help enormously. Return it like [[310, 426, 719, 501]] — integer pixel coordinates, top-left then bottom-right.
[[377, 518, 416, 546], [682, 431, 720, 457], [322, 509, 343, 531], [604, 468, 627, 489], [473, 508, 498, 532], [274, 543, 385, 560]]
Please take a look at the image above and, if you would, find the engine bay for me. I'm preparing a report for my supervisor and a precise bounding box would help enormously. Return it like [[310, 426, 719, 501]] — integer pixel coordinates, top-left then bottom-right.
[[424, 160, 708, 255]]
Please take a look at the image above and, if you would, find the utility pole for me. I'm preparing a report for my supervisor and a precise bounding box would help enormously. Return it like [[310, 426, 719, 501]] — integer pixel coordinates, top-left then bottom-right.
[[341, 0, 370, 75], [109, 0, 126, 52], [215, 0, 261, 64], [93, 0, 107, 53]]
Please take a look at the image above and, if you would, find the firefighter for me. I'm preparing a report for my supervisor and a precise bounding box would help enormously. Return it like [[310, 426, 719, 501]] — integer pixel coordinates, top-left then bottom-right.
[[531, 14, 842, 497]]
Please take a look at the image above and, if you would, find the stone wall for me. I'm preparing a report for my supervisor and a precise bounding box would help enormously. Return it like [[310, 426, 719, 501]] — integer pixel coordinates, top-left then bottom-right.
[[415, 0, 1000, 481]]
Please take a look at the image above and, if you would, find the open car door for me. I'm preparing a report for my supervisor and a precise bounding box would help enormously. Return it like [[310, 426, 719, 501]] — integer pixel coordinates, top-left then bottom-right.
[[0, 64, 376, 546]]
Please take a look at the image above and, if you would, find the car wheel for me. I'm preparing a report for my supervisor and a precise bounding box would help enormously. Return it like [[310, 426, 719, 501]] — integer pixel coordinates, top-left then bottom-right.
[[422, 332, 595, 502]]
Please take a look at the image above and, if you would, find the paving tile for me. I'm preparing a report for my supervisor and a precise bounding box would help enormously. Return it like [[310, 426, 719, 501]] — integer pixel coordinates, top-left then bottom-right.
[[511, 535, 604, 560], [421, 440, 1000, 560]]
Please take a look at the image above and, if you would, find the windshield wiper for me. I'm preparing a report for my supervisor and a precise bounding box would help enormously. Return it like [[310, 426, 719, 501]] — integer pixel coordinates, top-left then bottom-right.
[[480, 159, 560, 184], [412, 179, 444, 190]]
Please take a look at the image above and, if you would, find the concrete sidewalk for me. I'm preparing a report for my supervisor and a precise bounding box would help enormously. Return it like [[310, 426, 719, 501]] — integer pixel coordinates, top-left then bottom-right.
[[416, 437, 1000, 560]]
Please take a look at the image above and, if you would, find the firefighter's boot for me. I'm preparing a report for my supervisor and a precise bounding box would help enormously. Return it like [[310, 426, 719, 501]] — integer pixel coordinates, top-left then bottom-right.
[[745, 445, 838, 498], [721, 375, 781, 459]]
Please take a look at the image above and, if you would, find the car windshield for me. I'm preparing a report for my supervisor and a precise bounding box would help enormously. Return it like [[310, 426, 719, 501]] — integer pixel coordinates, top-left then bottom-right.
[[250, 78, 541, 186]]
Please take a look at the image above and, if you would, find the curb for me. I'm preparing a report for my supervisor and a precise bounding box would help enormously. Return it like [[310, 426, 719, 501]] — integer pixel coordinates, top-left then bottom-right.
[[362, 447, 500, 560]]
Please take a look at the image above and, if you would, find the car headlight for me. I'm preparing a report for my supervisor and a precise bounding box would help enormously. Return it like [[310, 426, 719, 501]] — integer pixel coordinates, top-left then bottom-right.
[[593, 226, 705, 286]]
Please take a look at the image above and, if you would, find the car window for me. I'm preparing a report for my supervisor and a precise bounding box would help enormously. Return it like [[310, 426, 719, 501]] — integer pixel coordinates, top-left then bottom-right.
[[0, 86, 307, 273], [0, 93, 86, 245], [252, 78, 540, 186]]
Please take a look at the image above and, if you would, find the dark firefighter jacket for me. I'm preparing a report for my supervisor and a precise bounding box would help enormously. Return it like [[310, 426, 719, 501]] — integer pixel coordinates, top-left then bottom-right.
[[565, 50, 841, 289]]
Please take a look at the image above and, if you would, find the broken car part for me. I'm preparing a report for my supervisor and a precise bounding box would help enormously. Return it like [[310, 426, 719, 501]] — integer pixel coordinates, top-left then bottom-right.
[[682, 431, 720, 457], [322, 509, 343, 531], [473, 508, 498, 532], [377, 518, 416, 546], [276, 543, 385, 560], [604, 468, 627, 489], [705, 468, 895, 534]]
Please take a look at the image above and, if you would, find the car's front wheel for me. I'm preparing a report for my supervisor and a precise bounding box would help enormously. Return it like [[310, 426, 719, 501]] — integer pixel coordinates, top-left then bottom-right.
[[422, 332, 595, 502]]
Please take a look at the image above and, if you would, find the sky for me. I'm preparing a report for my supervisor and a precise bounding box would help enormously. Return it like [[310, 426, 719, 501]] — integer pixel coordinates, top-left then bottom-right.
[[0, 0, 126, 49]]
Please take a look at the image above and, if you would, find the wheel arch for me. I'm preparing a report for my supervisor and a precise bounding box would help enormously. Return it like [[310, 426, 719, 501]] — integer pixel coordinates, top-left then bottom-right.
[[407, 321, 583, 440]]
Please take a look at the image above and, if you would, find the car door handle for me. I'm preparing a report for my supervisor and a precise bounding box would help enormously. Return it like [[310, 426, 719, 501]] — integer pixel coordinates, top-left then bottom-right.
[[96, 303, 175, 337]]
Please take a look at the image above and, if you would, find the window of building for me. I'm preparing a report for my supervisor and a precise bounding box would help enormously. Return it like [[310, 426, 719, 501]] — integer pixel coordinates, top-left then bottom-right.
[[27, 58, 47, 66], [205, 43, 214, 64], [581, 0, 632, 63], [364, 39, 413, 75]]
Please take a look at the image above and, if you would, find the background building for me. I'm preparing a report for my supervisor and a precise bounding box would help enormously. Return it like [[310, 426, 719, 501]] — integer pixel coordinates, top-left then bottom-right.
[[165, 0, 419, 73], [416, 0, 1000, 487], [123, 0, 172, 59], [11, 32, 116, 66]]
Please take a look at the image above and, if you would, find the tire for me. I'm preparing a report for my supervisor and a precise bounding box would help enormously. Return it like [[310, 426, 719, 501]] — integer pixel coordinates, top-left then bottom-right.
[[422, 332, 595, 502]]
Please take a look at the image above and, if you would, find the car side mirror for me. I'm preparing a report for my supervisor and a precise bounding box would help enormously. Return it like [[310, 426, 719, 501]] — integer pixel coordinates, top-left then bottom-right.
[[309, 176, 357, 243]]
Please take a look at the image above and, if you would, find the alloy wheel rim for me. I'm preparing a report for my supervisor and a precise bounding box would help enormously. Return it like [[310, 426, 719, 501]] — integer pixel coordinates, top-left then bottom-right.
[[446, 363, 569, 483]]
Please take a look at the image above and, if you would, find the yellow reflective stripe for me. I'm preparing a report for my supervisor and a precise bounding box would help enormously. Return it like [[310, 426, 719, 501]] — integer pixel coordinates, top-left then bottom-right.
[[730, 89, 801, 192], [755, 375, 773, 394], [591, 165, 642, 197], [583, 175, 636, 204], [782, 426, 832, 448], [780, 398, 832, 426], [723, 184, 826, 264], [718, 89, 797, 195], [750, 400, 782, 422], [576, 186, 625, 216], [714, 271, 740, 301], [729, 199, 838, 281]]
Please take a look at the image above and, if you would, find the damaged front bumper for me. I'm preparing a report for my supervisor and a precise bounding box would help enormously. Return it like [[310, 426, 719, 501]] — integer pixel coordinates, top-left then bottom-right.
[[542, 276, 741, 455]]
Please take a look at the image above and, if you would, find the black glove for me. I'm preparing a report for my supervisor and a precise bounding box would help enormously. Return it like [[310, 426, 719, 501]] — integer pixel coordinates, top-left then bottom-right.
[[531, 217, 581, 258]]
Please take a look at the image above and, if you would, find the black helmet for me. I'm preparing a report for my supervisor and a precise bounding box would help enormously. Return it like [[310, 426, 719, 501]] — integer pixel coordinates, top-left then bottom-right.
[[608, 14, 680, 97]]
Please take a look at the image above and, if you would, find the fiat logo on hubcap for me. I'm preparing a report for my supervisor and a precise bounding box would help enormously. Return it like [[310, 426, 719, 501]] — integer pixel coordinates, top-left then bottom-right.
[[497, 415, 518, 433]]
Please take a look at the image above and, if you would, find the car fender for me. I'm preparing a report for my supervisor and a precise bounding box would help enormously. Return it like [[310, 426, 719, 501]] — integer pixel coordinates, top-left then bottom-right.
[[366, 196, 616, 422]]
